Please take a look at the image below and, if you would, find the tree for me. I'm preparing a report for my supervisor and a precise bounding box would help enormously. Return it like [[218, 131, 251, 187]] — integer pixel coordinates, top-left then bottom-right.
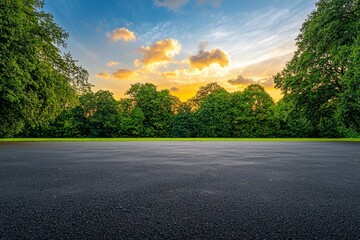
[[0, 0, 91, 137], [124, 83, 176, 137], [232, 84, 276, 137], [171, 102, 196, 137], [336, 31, 360, 137], [78, 91, 119, 137], [188, 82, 224, 109], [196, 89, 233, 137], [88, 91, 120, 137], [32, 107, 87, 138], [274, 0, 359, 137], [23, 90, 119, 138], [118, 98, 145, 137], [272, 98, 313, 137]]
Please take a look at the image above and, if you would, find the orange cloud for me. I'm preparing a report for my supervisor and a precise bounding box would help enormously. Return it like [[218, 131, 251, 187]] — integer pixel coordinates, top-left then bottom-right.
[[137, 38, 181, 66], [96, 69, 136, 80], [96, 72, 111, 79], [189, 48, 229, 70], [161, 71, 178, 78], [107, 28, 136, 42], [106, 61, 119, 67], [112, 69, 136, 80]]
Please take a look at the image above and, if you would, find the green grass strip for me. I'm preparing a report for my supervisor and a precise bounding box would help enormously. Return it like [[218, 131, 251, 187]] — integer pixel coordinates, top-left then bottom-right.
[[0, 138, 359, 142]]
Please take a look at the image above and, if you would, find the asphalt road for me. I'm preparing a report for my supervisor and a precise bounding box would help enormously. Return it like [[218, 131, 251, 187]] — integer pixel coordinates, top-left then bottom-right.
[[0, 142, 360, 239]]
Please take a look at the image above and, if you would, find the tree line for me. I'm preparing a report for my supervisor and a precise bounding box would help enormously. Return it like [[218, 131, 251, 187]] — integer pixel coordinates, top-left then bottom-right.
[[19, 81, 358, 138], [1, 0, 359, 138]]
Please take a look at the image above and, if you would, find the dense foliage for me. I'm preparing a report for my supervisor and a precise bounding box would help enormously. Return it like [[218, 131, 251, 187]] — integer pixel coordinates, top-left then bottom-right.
[[19, 82, 325, 138], [274, 0, 359, 137], [0, 0, 91, 137]]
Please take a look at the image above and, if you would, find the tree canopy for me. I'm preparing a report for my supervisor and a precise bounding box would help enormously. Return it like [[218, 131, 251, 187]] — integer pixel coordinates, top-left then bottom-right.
[[274, 0, 359, 137], [124, 83, 177, 137], [0, 0, 91, 137], [22, 83, 288, 138]]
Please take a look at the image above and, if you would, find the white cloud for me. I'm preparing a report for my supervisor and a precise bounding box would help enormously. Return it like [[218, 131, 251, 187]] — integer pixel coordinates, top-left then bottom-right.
[[154, 0, 190, 11], [154, 0, 223, 11], [106, 61, 119, 67], [196, 0, 222, 7], [201, 4, 315, 69]]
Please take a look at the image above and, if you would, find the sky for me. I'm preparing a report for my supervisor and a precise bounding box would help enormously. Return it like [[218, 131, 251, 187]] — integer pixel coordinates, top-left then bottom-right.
[[44, 0, 318, 101]]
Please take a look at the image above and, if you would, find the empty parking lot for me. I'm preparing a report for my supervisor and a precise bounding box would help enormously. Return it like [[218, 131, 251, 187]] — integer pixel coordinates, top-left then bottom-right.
[[0, 141, 359, 239]]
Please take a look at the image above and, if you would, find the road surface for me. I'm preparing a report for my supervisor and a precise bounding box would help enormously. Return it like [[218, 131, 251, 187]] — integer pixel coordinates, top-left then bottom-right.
[[0, 142, 359, 239]]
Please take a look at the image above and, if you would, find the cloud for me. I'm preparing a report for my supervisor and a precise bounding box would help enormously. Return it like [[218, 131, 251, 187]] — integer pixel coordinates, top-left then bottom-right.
[[170, 87, 179, 92], [198, 41, 208, 50], [196, 0, 222, 7], [154, 0, 222, 11], [106, 28, 136, 42], [162, 71, 179, 78], [137, 38, 181, 66], [106, 61, 119, 67], [154, 0, 190, 11], [112, 69, 136, 80], [189, 48, 229, 70], [227, 75, 254, 86], [227, 75, 274, 87], [96, 72, 111, 79], [96, 69, 136, 80], [200, 3, 313, 70], [258, 77, 274, 87], [241, 53, 293, 77]]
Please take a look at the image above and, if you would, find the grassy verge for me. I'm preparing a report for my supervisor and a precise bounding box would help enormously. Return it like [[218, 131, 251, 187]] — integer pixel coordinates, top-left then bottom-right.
[[0, 138, 359, 142]]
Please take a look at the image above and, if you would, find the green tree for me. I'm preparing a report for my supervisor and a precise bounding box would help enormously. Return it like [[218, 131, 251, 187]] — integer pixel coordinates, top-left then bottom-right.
[[82, 91, 119, 137], [272, 98, 313, 137], [336, 32, 360, 137], [274, 0, 360, 137], [118, 98, 145, 137], [36, 107, 87, 138], [171, 102, 196, 137], [188, 82, 224, 109], [0, 0, 91, 137], [196, 89, 233, 137], [125, 83, 176, 137], [232, 84, 276, 137], [24, 91, 119, 138]]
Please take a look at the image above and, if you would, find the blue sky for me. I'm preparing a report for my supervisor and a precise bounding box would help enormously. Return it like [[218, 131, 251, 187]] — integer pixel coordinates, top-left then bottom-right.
[[44, 0, 318, 100]]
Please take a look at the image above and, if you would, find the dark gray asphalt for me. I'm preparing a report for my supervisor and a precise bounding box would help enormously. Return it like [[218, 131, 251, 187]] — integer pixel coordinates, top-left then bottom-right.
[[0, 142, 360, 239]]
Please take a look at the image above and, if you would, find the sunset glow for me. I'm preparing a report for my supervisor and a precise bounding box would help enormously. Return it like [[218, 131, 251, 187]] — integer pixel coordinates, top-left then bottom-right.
[[45, 0, 317, 101]]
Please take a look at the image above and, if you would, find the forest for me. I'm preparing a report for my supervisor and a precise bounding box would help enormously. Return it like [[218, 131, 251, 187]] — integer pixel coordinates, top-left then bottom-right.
[[0, 0, 359, 138]]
